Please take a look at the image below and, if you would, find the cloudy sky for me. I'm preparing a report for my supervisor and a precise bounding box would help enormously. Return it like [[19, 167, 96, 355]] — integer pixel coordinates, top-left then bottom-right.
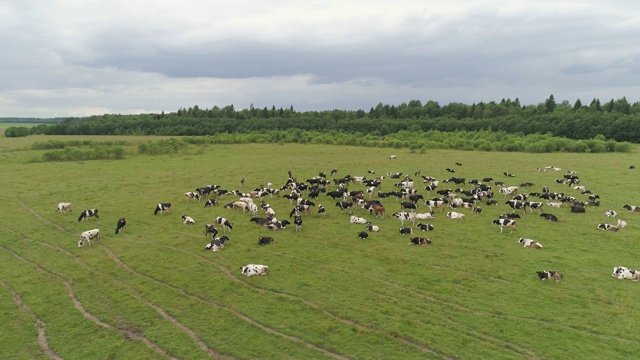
[[1, 0, 639, 118]]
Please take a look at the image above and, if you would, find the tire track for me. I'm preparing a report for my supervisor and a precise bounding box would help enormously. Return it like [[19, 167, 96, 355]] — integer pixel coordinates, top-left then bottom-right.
[[0, 280, 63, 360], [0, 244, 178, 360], [100, 246, 351, 360], [0, 227, 232, 360]]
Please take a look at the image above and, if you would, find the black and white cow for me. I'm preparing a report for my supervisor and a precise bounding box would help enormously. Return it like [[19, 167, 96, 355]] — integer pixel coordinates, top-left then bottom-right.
[[204, 224, 218, 238], [400, 202, 417, 211], [493, 218, 516, 233], [204, 236, 230, 251], [424, 199, 448, 212], [358, 231, 369, 239], [203, 198, 219, 208], [623, 205, 640, 212], [78, 209, 99, 222], [446, 211, 465, 219], [416, 222, 434, 231], [525, 201, 544, 213], [258, 236, 274, 245], [505, 200, 526, 214], [407, 237, 432, 245], [612, 266, 640, 280], [154, 203, 172, 215], [617, 219, 628, 228], [181, 215, 195, 225], [294, 215, 303, 231], [399, 227, 414, 235], [350, 215, 367, 224], [335, 201, 353, 212], [185, 192, 201, 202], [241, 264, 269, 276], [537, 271, 563, 281], [598, 223, 619, 231], [215, 216, 233, 231], [366, 222, 380, 232], [518, 238, 543, 249], [56, 202, 72, 213], [115, 218, 126, 234], [605, 210, 618, 217], [318, 204, 326, 217], [78, 229, 100, 247], [540, 213, 558, 222], [570, 205, 586, 213]]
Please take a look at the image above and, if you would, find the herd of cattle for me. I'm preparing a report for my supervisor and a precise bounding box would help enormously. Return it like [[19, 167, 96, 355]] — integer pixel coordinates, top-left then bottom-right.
[[56, 158, 638, 280]]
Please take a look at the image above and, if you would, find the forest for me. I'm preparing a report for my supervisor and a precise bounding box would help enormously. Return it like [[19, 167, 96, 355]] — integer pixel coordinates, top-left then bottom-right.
[[4, 95, 640, 150]]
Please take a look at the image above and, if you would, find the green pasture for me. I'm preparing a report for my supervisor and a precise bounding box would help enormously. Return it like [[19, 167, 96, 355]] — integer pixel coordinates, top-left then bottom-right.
[[1, 135, 640, 359]]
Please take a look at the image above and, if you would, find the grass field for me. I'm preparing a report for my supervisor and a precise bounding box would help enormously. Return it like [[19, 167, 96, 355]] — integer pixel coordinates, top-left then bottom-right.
[[1, 135, 640, 359]]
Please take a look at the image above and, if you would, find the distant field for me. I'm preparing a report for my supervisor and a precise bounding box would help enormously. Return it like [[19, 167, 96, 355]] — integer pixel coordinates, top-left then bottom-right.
[[0, 122, 42, 128], [1, 135, 640, 359]]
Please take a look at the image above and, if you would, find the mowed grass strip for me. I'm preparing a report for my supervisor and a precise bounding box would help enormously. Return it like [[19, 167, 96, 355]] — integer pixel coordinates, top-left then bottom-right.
[[2, 136, 640, 359]]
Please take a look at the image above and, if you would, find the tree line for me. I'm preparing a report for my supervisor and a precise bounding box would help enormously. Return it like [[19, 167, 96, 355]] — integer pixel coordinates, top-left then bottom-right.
[[5, 95, 640, 144]]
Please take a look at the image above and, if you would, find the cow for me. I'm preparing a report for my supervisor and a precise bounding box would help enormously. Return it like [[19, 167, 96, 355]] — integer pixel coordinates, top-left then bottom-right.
[[204, 224, 218, 238], [350, 215, 367, 224], [185, 192, 201, 202], [499, 186, 518, 197], [408, 237, 432, 245], [181, 215, 195, 225], [335, 201, 353, 212], [540, 213, 558, 222], [502, 213, 521, 219], [389, 155, 397, 160], [424, 199, 448, 212], [247, 203, 259, 216], [78, 229, 100, 248], [371, 205, 386, 219], [318, 204, 326, 217], [115, 218, 126, 234], [215, 216, 233, 231], [612, 266, 640, 280], [446, 211, 465, 219], [617, 219, 628, 228], [204, 236, 229, 252], [56, 202, 72, 213], [366, 222, 380, 232], [416, 222, 434, 231], [505, 200, 526, 214], [623, 205, 640, 212], [493, 218, 516, 233], [400, 202, 417, 211], [504, 172, 516, 177], [537, 271, 563, 281], [258, 236, 275, 245], [598, 223, 619, 231], [358, 231, 369, 239], [267, 219, 290, 230], [525, 201, 544, 213], [518, 238, 543, 249], [399, 227, 413, 235], [294, 215, 303, 231], [203, 199, 219, 208], [78, 209, 99, 222], [570, 205, 586, 213], [605, 210, 618, 217], [154, 203, 172, 215], [547, 202, 563, 208], [446, 168, 456, 173], [240, 264, 269, 276], [326, 191, 345, 200]]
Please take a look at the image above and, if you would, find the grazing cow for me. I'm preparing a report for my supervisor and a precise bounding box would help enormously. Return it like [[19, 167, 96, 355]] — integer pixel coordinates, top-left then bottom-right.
[[424, 199, 448, 212], [366, 222, 380, 232], [330, 168, 338, 176], [493, 218, 516, 233], [598, 223, 619, 231], [358, 231, 369, 239], [326, 191, 345, 200], [181, 215, 195, 225], [389, 155, 397, 160], [401, 202, 417, 211], [247, 203, 259, 216], [318, 205, 326, 217], [505, 200, 526, 214], [525, 201, 544, 213], [78, 209, 99, 222], [446, 211, 465, 219], [56, 202, 72, 213], [408, 237, 432, 245], [540, 213, 558, 222], [185, 192, 201, 202], [154, 203, 172, 215], [605, 210, 618, 217], [294, 215, 303, 231], [408, 194, 424, 204], [537, 271, 563, 281], [499, 186, 518, 197], [617, 219, 628, 228], [203, 198, 219, 208], [612, 266, 640, 280], [371, 205, 386, 219], [350, 215, 367, 224], [78, 229, 100, 248], [335, 201, 353, 212], [204, 224, 218, 238], [241, 264, 269, 276], [518, 238, 543, 249], [399, 227, 413, 235], [258, 236, 275, 245], [623, 205, 640, 212], [504, 172, 516, 177], [416, 222, 434, 231], [115, 218, 126, 234], [215, 216, 233, 231], [204, 236, 230, 252]]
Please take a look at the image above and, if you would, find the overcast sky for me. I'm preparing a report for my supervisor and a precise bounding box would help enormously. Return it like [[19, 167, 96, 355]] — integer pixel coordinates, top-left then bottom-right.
[[1, 0, 639, 118]]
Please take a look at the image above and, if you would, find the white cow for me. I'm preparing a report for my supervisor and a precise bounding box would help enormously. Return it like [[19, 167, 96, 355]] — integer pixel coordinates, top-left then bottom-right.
[[350, 215, 367, 224], [605, 210, 618, 218], [78, 229, 100, 247], [518, 238, 543, 249], [446, 211, 466, 219], [241, 264, 269, 276], [56, 202, 72, 213], [612, 266, 640, 281], [181, 215, 195, 225]]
